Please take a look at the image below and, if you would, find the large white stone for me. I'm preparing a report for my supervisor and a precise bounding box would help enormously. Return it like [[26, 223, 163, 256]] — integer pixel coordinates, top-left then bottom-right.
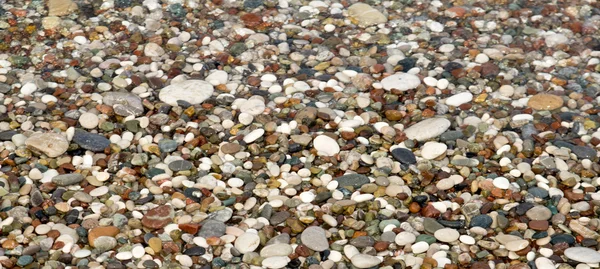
[[205, 70, 228, 85], [564, 247, 600, 263], [144, 42, 165, 57], [434, 228, 460, 243], [21, 82, 38, 95], [381, 73, 421, 91], [159, 80, 214, 106], [404, 118, 451, 141], [395, 231, 416, 246], [239, 99, 266, 116], [420, 142, 447, 160], [350, 254, 383, 268], [234, 232, 260, 254], [260, 244, 293, 258], [505, 239, 529, 251], [313, 135, 340, 156], [25, 133, 69, 158]]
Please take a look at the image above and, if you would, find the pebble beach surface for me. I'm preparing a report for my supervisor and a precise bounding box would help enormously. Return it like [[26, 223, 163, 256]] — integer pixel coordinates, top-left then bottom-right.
[[1, 0, 600, 268]]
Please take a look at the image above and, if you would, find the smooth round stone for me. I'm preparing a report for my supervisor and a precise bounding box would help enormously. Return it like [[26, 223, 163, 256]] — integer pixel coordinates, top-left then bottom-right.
[[159, 80, 214, 106], [498, 85, 515, 97], [470, 215, 493, 228], [350, 254, 382, 268], [144, 42, 165, 56], [505, 239, 529, 251], [381, 73, 421, 91], [535, 257, 554, 268], [434, 228, 460, 243], [21, 82, 38, 95], [239, 99, 266, 115], [527, 93, 564, 110], [412, 241, 429, 254], [313, 135, 340, 156], [73, 129, 110, 152], [395, 232, 416, 246], [526, 206, 552, 221], [300, 226, 329, 251], [260, 244, 293, 257], [564, 247, 600, 263], [420, 142, 447, 160], [261, 256, 290, 269], [79, 113, 99, 129], [103, 92, 144, 116], [235, 232, 260, 254], [445, 92, 473, 107], [459, 235, 475, 245], [93, 236, 117, 252], [493, 177, 510, 190], [205, 70, 228, 85], [404, 118, 451, 141], [436, 177, 455, 191]]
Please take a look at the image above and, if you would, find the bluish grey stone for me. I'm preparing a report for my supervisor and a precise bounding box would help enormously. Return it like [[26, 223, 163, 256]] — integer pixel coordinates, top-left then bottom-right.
[[335, 174, 370, 188], [52, 174, 84, 186], [73, 129, 110, 152]]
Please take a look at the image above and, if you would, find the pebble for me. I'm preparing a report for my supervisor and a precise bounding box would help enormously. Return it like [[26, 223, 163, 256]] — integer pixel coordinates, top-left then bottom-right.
[[381, 73, 421, 91], [235, 232, 261, 254], [300, 226, 329, 251], [445, 92, 473, 107], [25, 132, 69, 157], [350, 254, 382, 268], [347, 3, 387, 27], [434, 228, 460, 243], [404, 118, 451, 141], [564, 247, 600, 263], [420, 142, 447, 160], [313, 135, 340, 156], [159, 80, 214, 106], [527, 93, 564, 110]]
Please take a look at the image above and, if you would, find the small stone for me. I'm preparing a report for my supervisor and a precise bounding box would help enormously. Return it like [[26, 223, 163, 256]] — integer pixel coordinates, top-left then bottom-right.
[[395, 232, 416, 246], [260, 244, 293, 257], [168, 160, 193, 171], [493, 177, 510, 189], [526, 206, 552, 221], [391, 148, 416, 164], [79, 113, 99, 129], [300, 226, 329, 252], [504, 239, 529, 251], [141, 205, 174, 229], [335, 174, 370, 188], [239, 99, 266, 116]]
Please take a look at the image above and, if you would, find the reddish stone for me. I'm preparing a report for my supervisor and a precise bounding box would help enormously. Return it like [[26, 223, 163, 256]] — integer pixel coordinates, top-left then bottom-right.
[[529, 220, 549, 231], [480, 62, 499, 78], [179, 223, 200, 234], [446, 6, 466, 18], [88, 226, 120, 247], [240, 13, 262, 28], [295, 244, 311, 257], [421, 204, 441, 218], [141, 205, 174, 229]]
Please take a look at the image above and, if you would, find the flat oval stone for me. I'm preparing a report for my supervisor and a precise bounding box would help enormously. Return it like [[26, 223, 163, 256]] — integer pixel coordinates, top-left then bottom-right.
[[103, 92, 144, 116], [168, 160, 193, 171], [391, 148, 416, 164], [260, 243, 293, 257], [527, 93, 564, 110], [350, 254, 382, 268], [313, 135, 340, 156], [434, 228, 460, 243], [526, 206, 552, 221], [404, 118, 451, 141], [335, 174, 370, 188], [504, 239, 529, 251], [564, 247, 600, 263]]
